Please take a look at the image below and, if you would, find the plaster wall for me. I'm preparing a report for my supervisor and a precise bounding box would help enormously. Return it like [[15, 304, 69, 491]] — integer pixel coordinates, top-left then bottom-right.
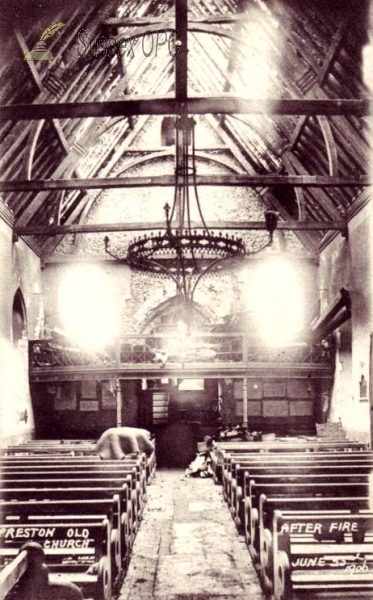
[[319, 203, 372, 444], [0, 217, 43, 447], [42, 253, 317, 339]]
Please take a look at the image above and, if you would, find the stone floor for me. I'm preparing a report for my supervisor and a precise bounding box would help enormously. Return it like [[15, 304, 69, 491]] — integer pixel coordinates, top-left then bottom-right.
[[119, 469, 265, 600]]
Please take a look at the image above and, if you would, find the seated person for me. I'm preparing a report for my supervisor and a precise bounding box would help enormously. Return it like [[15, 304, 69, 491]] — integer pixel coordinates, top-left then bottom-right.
[[96, 426, 154, 460]]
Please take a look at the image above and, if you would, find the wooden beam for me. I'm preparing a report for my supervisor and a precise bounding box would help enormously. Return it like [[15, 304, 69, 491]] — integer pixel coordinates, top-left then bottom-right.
[[317, 115, 338, 176], [281, 154, 306, 220], [0, 98, 371, 121], [14, 28, 43, 91], [24, 121, 45, 180], [318, 19, 347, 87], [16, 220, 346, 237], [1, 174, 369, 193], [175, 0, 188, 100], [103, 14, 262, 27], [220, 0, 250, 121], [14, 28, 70, 156], [118, 145, 228, 153], [289, 18, 348, 152], [29, 362, 333, 382], [283, 151, 342, 221]]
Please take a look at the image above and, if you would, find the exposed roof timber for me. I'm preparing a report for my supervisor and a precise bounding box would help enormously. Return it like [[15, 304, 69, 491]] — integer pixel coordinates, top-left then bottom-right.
[[16, 220, 346, 237], [114, 151, 239, 178], [290, 115, 308, 150], [0, 199, 42, 255], [318, 18, 347, 87], [259, 188, 318, 259], [118, 145, 228, 152], [115, 22, 247, 46], [223, 0, 244, 93], [1, 174, 370, 193], [42, 69, 174, 256], [319, 188, 372, 251], [0, 98, 371, 121], [283, 151, 342, 221], [24, 122, 44, 180], [281, 154, 306, 220], [103, 14, 263, 27], [14, 28, 70, 156], [317, 116, 338, 176], [41, 115, 152, 256], [175, 0, 187, 100], [289, 17, 348, 151], [55, 70, 176, 231], [14, 28, 43, 91]]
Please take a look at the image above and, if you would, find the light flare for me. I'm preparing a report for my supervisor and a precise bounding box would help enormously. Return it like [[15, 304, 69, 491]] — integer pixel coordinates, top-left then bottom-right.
[[58, 264, 119, 350], [246, 257, 305, 346]]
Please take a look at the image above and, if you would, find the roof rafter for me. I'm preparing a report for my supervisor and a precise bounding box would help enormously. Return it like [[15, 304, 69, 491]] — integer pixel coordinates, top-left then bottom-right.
[[0, 98, 370, 121], [2, 174, 370, 194], [16, 219, 346, 237]]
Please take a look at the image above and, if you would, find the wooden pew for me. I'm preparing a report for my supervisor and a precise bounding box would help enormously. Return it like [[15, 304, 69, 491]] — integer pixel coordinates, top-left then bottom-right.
[[0, 542, 84, 600], [0, 452, 156, 485], [0, 461, 148, 506], [216, 443, 373, 598], [0, 440, 156, 597], [211, 440, 368, 483], [222, 451, 373, 499], [0, 520, 112, 600], [244, 479, 371, 561], [1, 471, 143, 532], [1, 444, 96, 456], [222, 454, 373, 527], [0, 497, 123, 579], [0, 456, 148, 517], [0, 456, 151, 544], [13, 440, 94, 446], [256, 496, 373, 593], [271, 511, 373, 600], [0, 485, 132, 586], [2, 439, 156, 482], [229, 463, 373, 527], [0, 470, 140, 543]]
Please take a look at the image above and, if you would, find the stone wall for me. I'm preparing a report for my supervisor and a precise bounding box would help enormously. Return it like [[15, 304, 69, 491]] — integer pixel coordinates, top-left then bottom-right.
[[0, 209, 43, 447], [318, 202, 372, 444]]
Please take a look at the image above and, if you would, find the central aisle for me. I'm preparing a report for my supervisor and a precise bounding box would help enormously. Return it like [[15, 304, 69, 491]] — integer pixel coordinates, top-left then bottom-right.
[[119, 469, 265, 600]]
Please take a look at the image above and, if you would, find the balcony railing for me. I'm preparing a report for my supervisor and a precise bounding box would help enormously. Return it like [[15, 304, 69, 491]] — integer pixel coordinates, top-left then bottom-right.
[[29, 334, 331, 370]]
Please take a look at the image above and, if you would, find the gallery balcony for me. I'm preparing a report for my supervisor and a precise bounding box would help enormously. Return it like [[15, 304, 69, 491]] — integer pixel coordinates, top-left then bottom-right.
[[28, 333, 334, 382]]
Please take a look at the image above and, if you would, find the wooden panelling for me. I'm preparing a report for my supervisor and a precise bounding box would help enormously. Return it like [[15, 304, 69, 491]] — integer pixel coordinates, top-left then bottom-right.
[[262, 400, 289, 417], [287, 379, 315, 398], [236, 400, 262, 417], [247, 381, 263, 399], [289, 399, 314, 416], [263, 382, 286, 397], [152, 392, 169, 425]]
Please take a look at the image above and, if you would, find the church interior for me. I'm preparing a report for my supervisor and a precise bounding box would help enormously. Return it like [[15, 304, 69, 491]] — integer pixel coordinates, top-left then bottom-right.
[[1, 0, 373, 598]]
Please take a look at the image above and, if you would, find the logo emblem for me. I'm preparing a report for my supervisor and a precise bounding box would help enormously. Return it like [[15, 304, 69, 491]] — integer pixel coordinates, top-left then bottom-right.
[[24, 22, 65, 61]]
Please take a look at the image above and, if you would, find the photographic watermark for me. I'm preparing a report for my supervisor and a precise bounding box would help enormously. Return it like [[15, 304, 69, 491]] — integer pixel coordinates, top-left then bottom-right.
[[77, 29, 180, 59], [24, 22, 65, 61]]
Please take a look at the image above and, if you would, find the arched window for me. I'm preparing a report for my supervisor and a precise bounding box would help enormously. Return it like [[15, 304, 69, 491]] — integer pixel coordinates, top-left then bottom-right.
[[12, 288, 27, 346]]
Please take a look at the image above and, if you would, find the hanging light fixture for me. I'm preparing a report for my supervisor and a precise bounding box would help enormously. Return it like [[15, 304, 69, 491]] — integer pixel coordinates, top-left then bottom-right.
[[105, 115, 278, 305], [126, 115, 247, 303]]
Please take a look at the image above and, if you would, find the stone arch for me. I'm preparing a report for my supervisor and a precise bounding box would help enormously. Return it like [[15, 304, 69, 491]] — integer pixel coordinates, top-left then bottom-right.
[[140, 295, 216, 334]]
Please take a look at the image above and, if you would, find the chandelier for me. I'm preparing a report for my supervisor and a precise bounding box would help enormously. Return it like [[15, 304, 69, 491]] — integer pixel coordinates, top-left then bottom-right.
[[127, 115, 247, 302], [105, 115, 279, 304]]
